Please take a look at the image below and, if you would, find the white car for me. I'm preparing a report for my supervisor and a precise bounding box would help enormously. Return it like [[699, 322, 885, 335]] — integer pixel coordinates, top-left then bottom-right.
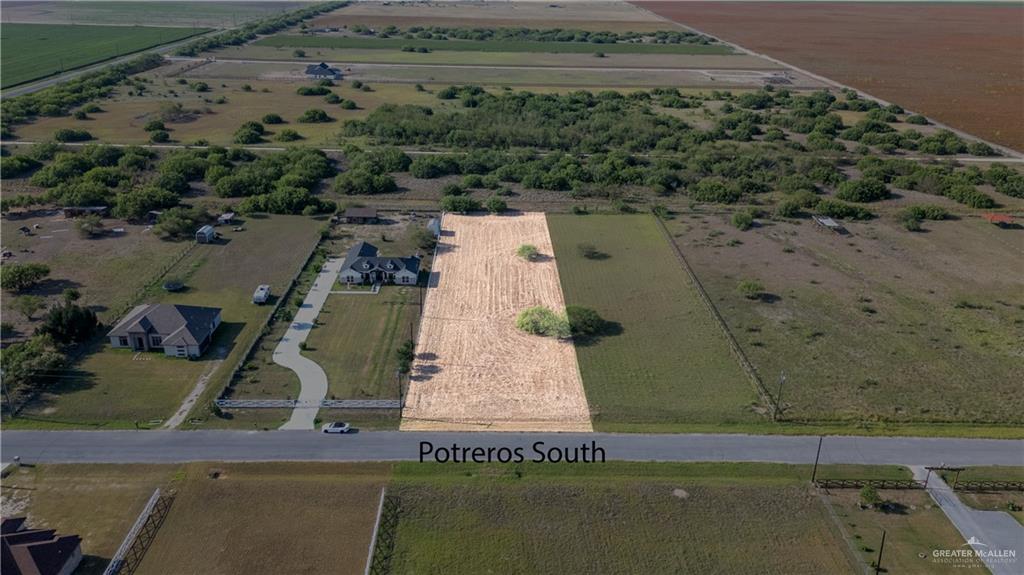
[[322, 422, 352, 434]]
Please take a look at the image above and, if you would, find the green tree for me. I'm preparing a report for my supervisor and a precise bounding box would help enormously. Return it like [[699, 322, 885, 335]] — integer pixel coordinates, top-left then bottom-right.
[[566, 306, 607, 337], [515, 306, 570, 339], [484, 196, 507, 214], [13, 295, 45, 320], [74, 213, 105, 238], [396, 339, 415, 374], [439, 195, 480, 213], [2, 263, 51, 292], [732, 211, 754, 231], [36, 301, 98, 344]]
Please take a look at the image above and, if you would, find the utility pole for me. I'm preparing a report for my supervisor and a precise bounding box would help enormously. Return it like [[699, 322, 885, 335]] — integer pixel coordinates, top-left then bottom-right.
[[773, 370, 786, 420], [811, 436, 823, 483], [874, 530, 886, 575]]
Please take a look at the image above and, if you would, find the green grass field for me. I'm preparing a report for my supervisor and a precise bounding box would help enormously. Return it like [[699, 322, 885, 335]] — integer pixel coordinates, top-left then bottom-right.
[[547, 214, 761, 431], [5, 216, 320, 429], [0, 1, 300, 27], [254, 34, 735, 55], [1, 23, 208, 88], [383, 462, 918, 574], [305, 287, 419, 400]]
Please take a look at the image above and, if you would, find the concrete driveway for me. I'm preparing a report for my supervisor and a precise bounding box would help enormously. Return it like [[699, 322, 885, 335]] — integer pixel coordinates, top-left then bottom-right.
[[912, 466, 1024, 575], [276, 257, 344, 430]]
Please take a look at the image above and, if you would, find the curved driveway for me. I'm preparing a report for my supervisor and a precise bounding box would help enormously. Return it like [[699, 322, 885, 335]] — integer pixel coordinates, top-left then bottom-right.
[[276, 257, 344, 430]]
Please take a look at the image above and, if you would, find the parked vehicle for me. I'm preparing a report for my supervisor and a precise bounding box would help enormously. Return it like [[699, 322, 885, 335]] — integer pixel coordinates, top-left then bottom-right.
[[322, 422, 351, 434]]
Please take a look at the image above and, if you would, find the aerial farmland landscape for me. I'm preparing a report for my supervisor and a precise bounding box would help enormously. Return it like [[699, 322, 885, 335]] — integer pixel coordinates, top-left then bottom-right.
[[0, 1, 1022, 574]]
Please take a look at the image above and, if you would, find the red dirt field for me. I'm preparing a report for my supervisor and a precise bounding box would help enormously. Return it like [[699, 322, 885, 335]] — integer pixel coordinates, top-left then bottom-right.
[[635, 2, 1024, 152]]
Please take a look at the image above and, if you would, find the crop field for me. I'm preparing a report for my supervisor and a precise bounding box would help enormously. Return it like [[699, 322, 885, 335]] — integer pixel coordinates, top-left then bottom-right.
[[255, 34, 734, 55], [637, 1, 1024, 151], [309, 1, 671, 32], [381, 462, 926, 574], [134, 463, 388, 575], [402, 213, 592, 432], [1, 1, 302, 27], [6, 216, 320, 429], [222, 43, 772, 70], [547, 214, 760, 432], [664, 210, 1024, 428], [1, 23, 208, 88]]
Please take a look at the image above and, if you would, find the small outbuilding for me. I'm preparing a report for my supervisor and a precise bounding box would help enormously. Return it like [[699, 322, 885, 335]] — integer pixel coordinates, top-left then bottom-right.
[[195, 225, 216, 243], [217, 212, 236, 225], [344, 207, 379, 224]]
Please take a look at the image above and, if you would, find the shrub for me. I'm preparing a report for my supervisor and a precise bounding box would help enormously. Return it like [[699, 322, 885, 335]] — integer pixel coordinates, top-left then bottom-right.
[[143, 120, 166, 132], [905, 114, 929, 125], [688, 178, 741, 203], [410, 155, 461, 179], [262, 113, 284, 124], [324, 94, 341, 104], [233, 122, 264, 144], [441, 183, 466, 197], [339, 99, 358, 110], [297, 86, 331, 96], [333, 169, 396, 195], [439, 195, 480, 213], [297, 108, 331, 123], [515, 306, 570, 339], [816, 199, 874, 220], [516, 244, 539, 261], [732, 211, 754, 230], [836, 178, 889, 202], [12, 295, 45, 320], [149, 130, 170, 143], [903, 204, 949, 221], [484, 195, 507, 214], [2, 263, 51, 292], [74, 213, 105, 237], [944, 184, 995, 209], [860, 485, 882, 507], [293, 49, 306, 58], [396, 339, 415, 373], [53, 128, 92, 142], [737, 279, 764, 300], [1, 156, 41, 179], [276, 129, 302, 142], [190, 81, 209, 92]]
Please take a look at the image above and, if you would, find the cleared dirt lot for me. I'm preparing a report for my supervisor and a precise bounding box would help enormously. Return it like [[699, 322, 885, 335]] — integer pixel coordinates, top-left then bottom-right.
[[637, 1, 1024, 151], [401, 213, 592, 432]]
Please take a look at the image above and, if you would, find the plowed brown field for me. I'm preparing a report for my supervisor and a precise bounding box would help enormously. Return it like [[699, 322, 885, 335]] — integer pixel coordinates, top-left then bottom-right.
[[636, 1, 1024, 151], [401, 213, 592, 432]]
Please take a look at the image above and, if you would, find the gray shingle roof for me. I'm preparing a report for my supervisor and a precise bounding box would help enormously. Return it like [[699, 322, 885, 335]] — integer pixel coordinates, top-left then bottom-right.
[[107, 304, 221, 347], [339, 242, 420, 275]]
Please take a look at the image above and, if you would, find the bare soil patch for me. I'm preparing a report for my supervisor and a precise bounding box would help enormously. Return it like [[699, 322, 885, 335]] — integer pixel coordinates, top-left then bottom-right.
[[401, 213, 592, 431], [636, 1, 1024, 151]]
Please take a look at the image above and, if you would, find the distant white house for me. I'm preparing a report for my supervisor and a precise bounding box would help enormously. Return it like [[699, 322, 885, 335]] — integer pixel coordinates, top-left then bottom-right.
[[338, 241, 419, 285]]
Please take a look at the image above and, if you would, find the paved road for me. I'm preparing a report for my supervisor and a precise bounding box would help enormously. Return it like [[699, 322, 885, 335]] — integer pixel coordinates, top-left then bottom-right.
[[911, 466, 1024, 575], [276, 257, 344, 430], [2, 431, 1021, 466]]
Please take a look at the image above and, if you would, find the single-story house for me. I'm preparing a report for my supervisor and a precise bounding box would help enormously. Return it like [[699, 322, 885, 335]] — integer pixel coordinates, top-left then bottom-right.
[[2, 517, 82, 575], [338, 241, 420, 285], [344, 207, 378, 224], [305, 62, 342, 80], [196, 225, 216, 243], [107, 303, 222, 359]]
